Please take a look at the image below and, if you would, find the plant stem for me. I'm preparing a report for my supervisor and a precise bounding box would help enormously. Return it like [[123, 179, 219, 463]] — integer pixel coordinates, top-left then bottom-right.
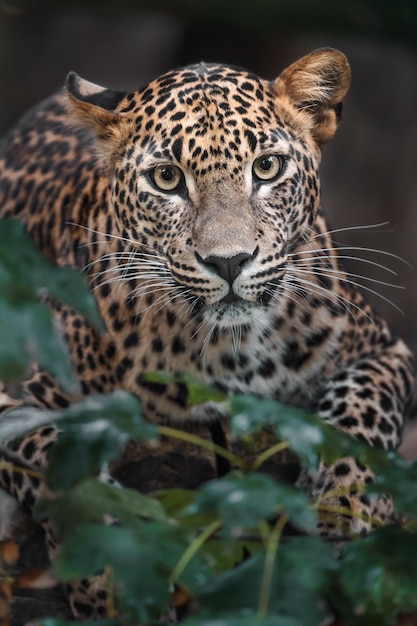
[[0, 460, 43, 480], [104, 566, 116, 619], [257, 519, 271, 548], [252, 441, 289, 471], [170, 520, 221, 585], [257, 515, 287, 619], [158, 425, 243, 470], [314, 503, 382, 527]]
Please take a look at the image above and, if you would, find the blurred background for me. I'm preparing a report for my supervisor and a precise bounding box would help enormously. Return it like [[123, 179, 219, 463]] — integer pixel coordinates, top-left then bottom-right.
[[0, 0, 416, 427]]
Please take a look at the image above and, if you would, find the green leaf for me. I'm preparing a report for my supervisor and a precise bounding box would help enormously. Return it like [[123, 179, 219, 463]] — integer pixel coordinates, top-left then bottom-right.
[[0, 299, 77, 392], [197, 551, 264, 614], [198, 537, 334, 625], [157, 487, 220, 533], [201, 538, 257, 575], [38, 621, 118, 626], [0, 404, 60, 443], [188, 472, 316, 533], [334, 525, 417, 625], [36, 477, 166, 533], [0, 218, 103, 327], [229, 395, 417, 521], [363, 451, 417, 517], [54, 522, 206, 624], [0, 218, 104, 391], [181, 612, 302, 626], [229, 395, 323, 469], [54, 524, 170, 622], [157, 488, 196, 517], [0, 390, 155, 472], [145, 371, 227, 405], [46, 391, 156, 489], [229, 394, 372, 473]]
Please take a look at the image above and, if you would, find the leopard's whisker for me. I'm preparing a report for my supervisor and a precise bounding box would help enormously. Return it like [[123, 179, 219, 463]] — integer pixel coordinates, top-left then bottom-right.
[[200, 321, 218, 359], [85, 252, 165, 269], [92, 268, 169, 282], [284, 272, 353, 315], [132, 278, 179, 297], [289, 254, 398, 276], [184, 308, 205, 335], [188, 316, 205, 340], [132, 284, 177, 299], [288, 266, 404, 315], [285, 273, 376, 325], [292, 264, 403, 290], [308, 221, 393, 240], [230, 324, 240, 353], [91, 275, 171, 291], [66, 222, 146, 249], [289, 245, 411, 268], [138, 287, 194, 318], [266, 282, 310, 315], [97, 249, 164, 261]]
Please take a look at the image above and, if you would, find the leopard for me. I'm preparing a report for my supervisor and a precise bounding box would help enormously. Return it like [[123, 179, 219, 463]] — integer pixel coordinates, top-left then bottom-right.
[[0, 47, 414, 620]]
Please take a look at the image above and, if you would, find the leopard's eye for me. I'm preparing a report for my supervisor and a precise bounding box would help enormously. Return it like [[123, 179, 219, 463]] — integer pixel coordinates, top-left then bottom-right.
[[151, 164, 183, 192], [252, 154, 286, 182]]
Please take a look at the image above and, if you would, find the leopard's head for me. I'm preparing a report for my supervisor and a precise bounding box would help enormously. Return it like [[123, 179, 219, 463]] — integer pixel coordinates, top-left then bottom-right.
[[67, 48, 350, 332]]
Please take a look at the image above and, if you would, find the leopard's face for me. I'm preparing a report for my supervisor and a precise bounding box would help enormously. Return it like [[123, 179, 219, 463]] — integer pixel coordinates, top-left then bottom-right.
[[67, 50, 350, 331]]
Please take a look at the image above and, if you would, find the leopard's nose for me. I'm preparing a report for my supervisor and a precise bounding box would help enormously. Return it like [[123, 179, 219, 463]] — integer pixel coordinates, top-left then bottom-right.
[[196, 248, 258, 285]]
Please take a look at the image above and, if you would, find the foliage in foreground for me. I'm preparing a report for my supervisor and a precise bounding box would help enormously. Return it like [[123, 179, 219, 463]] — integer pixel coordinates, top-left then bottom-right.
[[0, 217, 417, 626]]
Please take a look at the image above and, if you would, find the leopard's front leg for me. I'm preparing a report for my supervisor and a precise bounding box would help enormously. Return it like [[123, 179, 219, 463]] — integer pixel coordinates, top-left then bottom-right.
[[299, 337, 414, 536]]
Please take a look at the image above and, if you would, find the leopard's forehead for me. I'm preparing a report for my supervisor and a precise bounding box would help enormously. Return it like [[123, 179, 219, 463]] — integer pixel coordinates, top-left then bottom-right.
[[120, 63, 300, 169], [136, 62, 272, 112]]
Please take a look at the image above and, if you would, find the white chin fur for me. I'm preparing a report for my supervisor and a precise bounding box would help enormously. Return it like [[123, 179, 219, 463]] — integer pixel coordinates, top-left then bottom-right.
[[203, 301, 263, 329]]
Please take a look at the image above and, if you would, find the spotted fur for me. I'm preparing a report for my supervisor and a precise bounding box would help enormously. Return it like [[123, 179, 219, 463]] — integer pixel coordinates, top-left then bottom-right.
[[0, 48, 414, 619]]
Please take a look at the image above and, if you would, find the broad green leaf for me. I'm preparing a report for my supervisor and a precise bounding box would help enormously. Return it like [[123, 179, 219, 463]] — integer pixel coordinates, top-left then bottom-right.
[[0, 391, 154, 479], [0, 300, 77, 392], [230, 394, 417, 520], [197, 551, 264, 614], [229, 395, 323, 469], [47, 427, 121, 490], [54, 522, 207, 623], [157, 487, 220, 532], [0, 218, 104, 391], [201, 538, 258, 574], [46, 391, 156, 489], [364, 450, 417, 517], [0, 218, 103, 327], [36, 477, 166, 533], [38, 621, 118, 626], [198, 536, 334, 625], [157, 488, 195, 518], [229, 394, 388, 474], [334, 525, 417, 625], [55, 524, 169, 622], [145, 371, 227, 405], [188, 472, 316, 533], [181, 612, 302, 626], [0, 404, 61, 443]]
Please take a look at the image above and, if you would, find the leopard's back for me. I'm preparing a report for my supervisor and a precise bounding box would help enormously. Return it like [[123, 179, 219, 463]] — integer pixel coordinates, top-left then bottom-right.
[[0, 92, 107, 265]]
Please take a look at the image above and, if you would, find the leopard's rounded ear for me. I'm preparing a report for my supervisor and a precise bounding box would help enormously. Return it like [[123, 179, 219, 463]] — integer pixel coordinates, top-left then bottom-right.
[[66, 72, 130, 166], [273, 48, 351, 144]]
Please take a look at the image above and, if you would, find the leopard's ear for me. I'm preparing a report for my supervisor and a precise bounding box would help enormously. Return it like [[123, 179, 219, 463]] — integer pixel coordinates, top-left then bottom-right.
[[66, 72, 131, 166], [273, 48, 351, 144]]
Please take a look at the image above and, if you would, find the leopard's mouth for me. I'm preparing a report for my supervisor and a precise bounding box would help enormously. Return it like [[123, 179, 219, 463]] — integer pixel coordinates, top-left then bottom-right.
[[219, 291, 244, 305], [189, 283, 276, 329], [202, 298, 264, 329]]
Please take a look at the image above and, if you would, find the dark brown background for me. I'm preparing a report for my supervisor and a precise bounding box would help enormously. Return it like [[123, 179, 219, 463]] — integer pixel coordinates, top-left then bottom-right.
[[1, 1, 416, 418]]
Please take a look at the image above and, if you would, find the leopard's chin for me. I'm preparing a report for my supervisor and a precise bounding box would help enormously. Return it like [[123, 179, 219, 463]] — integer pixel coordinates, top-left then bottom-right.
[[202, 299, 265, 329]]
